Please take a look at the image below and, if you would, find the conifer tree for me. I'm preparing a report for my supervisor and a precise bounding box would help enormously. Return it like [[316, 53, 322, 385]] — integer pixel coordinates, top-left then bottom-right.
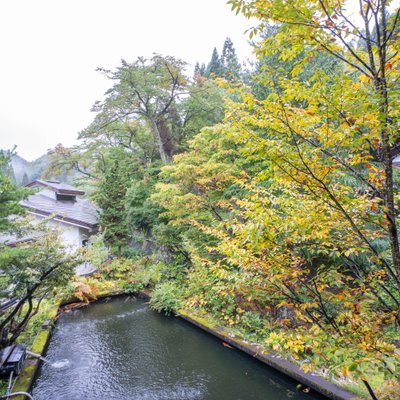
[[220, 37, 241, 80], [194, 62, 206, 77], [194, 62, 201, 76], [206, 48, 222, 77], [199, 63, 206, 76], [95, 158, 129, 258], [0, 152, 27, 231]]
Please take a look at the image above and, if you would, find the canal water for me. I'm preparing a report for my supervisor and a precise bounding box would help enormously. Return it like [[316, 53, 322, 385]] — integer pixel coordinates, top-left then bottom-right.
[[32, 297, 324, 400]]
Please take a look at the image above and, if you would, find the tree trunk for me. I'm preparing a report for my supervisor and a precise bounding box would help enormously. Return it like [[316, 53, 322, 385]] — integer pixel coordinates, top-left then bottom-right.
[[151, 119, 172, 164], [374, 0, 400, 285]]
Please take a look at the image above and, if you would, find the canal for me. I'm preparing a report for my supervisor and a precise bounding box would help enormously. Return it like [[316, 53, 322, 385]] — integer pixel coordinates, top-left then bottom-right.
[[32, 296, 324, 400]]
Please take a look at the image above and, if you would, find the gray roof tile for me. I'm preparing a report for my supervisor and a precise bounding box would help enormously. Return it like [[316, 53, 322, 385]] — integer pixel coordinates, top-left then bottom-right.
[[20, 189, 99, 229], [26, 180, 85, 196]]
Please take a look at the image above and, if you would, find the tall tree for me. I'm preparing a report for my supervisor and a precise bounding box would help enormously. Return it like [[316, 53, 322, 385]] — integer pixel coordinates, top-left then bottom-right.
[[94, 156, 130, 257], [93, 55, 188, 164], [194, 62, 206, 77], [0, 152, 27, 232], [220, 37, 241, 80], [152, 1, 400, 396], [228, 0, 400, 298], [224, 0, 400, 396], [206, 48, 222, 77]]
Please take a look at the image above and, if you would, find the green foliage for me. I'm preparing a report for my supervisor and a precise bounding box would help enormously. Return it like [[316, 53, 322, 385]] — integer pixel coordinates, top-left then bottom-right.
[[206, 48, 221, 77], [125, 178, 163, 233], [205, 39, 242, 81], [133, 262, 164, 288], [84, 234, 109, 268], [120, 246, 145, 259], [150, 1, 400, 396], [0, 152, 28, 232], [16, 300, 56, 348], [180, 79, 225, 144], [101, 258, 136, 280], [0, 225, 80, 347], [194, 62, 206, 77], [92, 55, 188, 164], [220, 37, 241, 81], [240, 311, 264, 333], [150, 281, 183, 315], [95, 157, 130, 256], [120, 280, 144, 294]]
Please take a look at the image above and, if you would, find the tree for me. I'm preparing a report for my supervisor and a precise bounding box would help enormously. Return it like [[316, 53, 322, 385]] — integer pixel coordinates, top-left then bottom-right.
[[94, 156, 130, 257], [0, 227, 79, 347], [220, 37, 241, 80], [228, 0, 400, 278], [46, 53, 227, 189], [93, 55, 188, 164], [150, 1, 400, 397], [152, 125, 246, 264], [0, 152, 27, 232], [179, 79, 225, 144], [206, 48, 222, 77], [194, 62, 206, 77], [125, 174, 163, 252], [0, 154, 79, 347], [222, 0, 400, 396]]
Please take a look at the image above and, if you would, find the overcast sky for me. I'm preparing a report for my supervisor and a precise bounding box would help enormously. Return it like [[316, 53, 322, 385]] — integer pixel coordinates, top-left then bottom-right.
[[0, 0, 255, 161]]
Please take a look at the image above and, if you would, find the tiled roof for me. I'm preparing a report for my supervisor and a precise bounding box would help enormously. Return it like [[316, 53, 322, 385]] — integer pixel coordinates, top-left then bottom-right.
[[20, 189, 99, 229], [26, 180, 85, 196], [0, 233, 37, 247]]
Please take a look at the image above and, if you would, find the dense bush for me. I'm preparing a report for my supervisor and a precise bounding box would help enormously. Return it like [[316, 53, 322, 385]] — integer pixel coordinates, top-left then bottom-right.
[[150, 281, 183, 315]]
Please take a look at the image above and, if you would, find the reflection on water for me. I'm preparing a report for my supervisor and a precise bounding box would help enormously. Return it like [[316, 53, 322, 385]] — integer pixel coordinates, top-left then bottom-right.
[[50, 359, 70, 369], [32, 297, 323, 400]]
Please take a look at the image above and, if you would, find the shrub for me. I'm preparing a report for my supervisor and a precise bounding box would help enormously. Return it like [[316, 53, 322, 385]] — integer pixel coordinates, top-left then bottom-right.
[[240, 311, 264, 333], [120, 280, 144, 294], [102, 258, 136, 279], [150, 281, 183, 315]]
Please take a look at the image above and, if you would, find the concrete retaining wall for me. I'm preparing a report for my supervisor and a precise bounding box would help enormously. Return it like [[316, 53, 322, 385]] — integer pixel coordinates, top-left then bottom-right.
[[178, 310, 357, 400]]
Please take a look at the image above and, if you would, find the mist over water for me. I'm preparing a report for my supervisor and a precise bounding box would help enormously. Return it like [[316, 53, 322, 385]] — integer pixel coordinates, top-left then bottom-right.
[[32, 297, 323, 400]]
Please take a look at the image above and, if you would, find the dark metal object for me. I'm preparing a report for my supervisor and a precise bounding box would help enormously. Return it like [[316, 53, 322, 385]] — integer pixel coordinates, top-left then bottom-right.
[[0, 344, 27, 377]]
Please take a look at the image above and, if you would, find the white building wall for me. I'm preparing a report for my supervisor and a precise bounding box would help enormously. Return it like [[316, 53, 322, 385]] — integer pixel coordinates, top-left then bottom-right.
[[28, 213, 92, 253]]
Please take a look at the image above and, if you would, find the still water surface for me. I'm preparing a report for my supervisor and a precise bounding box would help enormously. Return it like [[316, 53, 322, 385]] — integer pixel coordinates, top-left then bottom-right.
[[32, 297, 323, 400]]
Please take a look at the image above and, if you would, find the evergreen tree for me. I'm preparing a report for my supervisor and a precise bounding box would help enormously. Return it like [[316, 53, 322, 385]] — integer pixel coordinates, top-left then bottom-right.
[[0, 152, 27, 232], [199, 63, 206, 76], [95, 157, 129, 258], [194, 62, 206, 77], [194, 62, 201, 76], [206, 48, 222, 77], [220, 37, 241, 80], [125, 176, 163, 251]]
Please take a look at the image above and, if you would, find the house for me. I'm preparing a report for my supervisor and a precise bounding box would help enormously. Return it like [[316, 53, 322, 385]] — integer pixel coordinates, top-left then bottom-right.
[[392, 155, 400, 168], [21, 180, 99, 251]]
